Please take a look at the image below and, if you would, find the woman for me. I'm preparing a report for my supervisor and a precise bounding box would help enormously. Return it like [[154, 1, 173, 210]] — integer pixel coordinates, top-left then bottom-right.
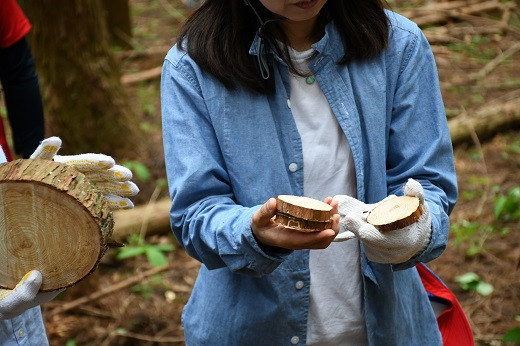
[[161, 0, 458, 345]]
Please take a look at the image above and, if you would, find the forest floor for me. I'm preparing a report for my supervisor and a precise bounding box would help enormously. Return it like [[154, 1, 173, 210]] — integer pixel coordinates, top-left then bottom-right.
[[40, 0, 519, 345]]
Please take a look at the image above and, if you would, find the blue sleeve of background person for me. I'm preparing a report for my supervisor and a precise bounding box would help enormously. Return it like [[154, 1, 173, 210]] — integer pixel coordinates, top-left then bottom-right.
[[160, 51, 289, 276], [0, 307, 49, 346], [384, 24, 458, 270]]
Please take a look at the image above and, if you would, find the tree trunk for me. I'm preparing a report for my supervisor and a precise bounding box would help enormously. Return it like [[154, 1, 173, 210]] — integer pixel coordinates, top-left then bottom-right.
[[23, 0, 141, 157], [102, 0, 133, 50], [0, 159, 114, 291]]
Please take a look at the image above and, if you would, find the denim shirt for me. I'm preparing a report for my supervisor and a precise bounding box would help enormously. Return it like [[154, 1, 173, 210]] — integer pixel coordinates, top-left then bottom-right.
[[161, 11, 457, 346], [0, 306, 49, 345]]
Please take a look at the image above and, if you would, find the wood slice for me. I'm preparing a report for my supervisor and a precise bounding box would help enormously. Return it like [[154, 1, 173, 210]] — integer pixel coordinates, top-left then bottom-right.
[[366, 196, 423, 232], [0, 159, 114, 291], [275, 195, 332, 232]]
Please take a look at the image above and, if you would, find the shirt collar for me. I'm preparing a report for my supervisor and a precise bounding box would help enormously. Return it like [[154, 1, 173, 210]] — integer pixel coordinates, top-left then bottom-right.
[[248, 20, 344, 63]]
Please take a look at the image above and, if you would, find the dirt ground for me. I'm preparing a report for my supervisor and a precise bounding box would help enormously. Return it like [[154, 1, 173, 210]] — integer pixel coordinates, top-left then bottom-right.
[[40, 1, 519, 345]]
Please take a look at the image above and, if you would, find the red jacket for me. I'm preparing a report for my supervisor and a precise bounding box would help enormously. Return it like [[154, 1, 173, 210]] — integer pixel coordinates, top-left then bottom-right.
[[0, 0, 31, 49], [0, 0, 32, 160]]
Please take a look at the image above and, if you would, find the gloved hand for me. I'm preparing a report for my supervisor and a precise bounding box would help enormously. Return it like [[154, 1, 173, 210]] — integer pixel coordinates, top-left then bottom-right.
[[0, 270, 62, 320], [333, 179, 432, 264], [30, 136, 139, 209], [0, 137, 140, 320]]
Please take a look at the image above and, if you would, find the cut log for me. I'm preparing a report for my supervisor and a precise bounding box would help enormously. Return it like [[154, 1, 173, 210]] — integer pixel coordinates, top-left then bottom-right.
[[366, 196, 423, 232], [0, 159, 114, 291], [449, 97, 520, 146], [112, 197, 173, 242], [275, 195, 333, 232]]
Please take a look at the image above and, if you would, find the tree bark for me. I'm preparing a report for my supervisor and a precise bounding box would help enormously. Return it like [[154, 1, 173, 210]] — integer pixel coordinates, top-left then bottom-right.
[[23, 0, 142, 157], [102, 0, 133, 50], [449, 98, 520, 146], [0, 159, 114, 291]]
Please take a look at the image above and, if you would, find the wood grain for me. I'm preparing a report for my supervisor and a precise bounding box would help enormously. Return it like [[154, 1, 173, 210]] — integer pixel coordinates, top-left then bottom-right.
[[366, 196, 423, 232], [275, 195, 332, 232], [0, 159, 114, 291]]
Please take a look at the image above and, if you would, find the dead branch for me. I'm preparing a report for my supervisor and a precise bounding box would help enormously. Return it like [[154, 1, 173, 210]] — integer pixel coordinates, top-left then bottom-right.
[[112, 197, 172, 242], [115, 45, 171, 60], [469, 41, 520, 81], [449, 96, 520, 146], [113, 330, 184, 343], [121, 66, 162, 85], [458, 107, 490, 216], [48, 264, 172, 316], [403, 0, 515, 27]]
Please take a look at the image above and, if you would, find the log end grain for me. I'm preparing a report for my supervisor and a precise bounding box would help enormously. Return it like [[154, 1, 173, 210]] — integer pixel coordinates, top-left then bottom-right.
[[0, 159, 114, 291], [366, 196, 423, 232], [275, 195, 333, 232]]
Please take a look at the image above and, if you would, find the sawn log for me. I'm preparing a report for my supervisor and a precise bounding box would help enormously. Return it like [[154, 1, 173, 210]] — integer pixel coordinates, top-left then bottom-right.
[[0, 159, 114, 291]]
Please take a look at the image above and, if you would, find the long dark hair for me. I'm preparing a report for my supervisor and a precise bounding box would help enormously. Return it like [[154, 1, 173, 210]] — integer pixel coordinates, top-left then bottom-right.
[[177, 0, 389, 94]]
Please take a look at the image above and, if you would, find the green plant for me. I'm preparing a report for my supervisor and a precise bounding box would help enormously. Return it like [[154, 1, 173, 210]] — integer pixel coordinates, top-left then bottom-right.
[[122, 160, 150, 182], [502, 316, 520, 343], [508, 139, 520, 154], [494, 186, 520, 222], [446, 39, 495, 61], [117, 234, 175, 267], [454, 272, 494, 296], [450, 220, 493, 255], [130, 274, 167, 298]]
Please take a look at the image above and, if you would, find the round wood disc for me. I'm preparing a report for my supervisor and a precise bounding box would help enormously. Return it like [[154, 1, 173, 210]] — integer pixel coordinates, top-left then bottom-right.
[[275, 195, 332, 232], [0, 159, 114, 291], [366, 195, 423, 232]]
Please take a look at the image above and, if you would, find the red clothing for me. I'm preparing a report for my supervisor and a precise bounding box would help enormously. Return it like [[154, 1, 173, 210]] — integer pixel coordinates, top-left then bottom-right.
[[0, 0, 31, 49], [417, 263, 475, 346], [0, 118, 12, 161], [1, 0, 31, 159]]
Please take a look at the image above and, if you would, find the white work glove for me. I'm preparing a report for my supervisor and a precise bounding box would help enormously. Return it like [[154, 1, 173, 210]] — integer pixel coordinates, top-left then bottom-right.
[[333, 179, 432, 264], [30, 136, 139, 209], [0, 270, 62, 320]]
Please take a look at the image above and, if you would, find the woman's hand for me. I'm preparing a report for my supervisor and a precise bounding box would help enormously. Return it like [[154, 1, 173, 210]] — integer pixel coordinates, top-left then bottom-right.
[[251, 197, 340, 250]]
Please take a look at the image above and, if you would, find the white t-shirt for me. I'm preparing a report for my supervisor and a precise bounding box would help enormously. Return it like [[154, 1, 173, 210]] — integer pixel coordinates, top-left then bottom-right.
[[288, 47, 367, 345], [0, 147, 6, 164]]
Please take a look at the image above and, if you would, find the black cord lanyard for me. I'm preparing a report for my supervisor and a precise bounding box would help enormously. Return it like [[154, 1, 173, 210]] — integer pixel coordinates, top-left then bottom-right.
[[243, 0, 285, 80]]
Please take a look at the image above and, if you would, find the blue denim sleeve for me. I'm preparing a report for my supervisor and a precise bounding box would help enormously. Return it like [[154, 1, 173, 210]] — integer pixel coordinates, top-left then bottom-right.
[[160, 54, 288, 276], [0, 307, 49, 346], [385, 27, 458, 270]]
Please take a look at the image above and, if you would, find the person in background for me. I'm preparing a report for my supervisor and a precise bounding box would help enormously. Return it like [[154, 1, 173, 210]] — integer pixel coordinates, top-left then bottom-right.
[[161, 0, 469, 345], [0, 0, 44, 160], [0, 137, 139, 345]]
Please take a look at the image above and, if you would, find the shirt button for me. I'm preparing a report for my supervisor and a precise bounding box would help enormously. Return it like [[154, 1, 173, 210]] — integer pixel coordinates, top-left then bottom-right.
[[288, 163, 298, 172], [17, 329, 25, 338], [287, 99, 291, 109], [291, 336, 300, 344], [295, 281, 304, 290]]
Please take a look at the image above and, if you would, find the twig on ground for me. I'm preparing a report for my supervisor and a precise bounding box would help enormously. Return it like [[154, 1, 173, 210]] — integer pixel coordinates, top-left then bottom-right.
[[459, 107, 490, 216], [139, 185, 162, 241], [469, 42, 520, 81], [48, 265, 172, 316], [113, 330, 184, 343], [115, 45, 171, 60], [121, 66, 162, 85]]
